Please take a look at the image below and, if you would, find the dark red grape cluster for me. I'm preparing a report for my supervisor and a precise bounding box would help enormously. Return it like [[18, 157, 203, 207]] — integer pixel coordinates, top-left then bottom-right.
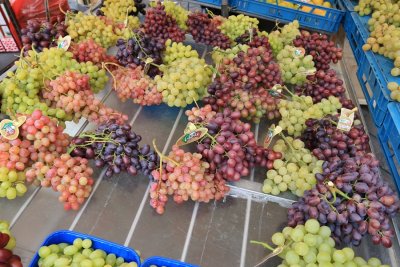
[[203, 46, 282, 122], [288, 153, 400, 247], [70, 120, 158, 178], [116, 31, 165, 77], [132, 0, 146, 15], [0, 232, 22, 267], [196, 109, 281, 181], [21, 18, 67, 52], [295, 69, 346, 103], [293, 31, 343, 71], [301, 116, 370, 161], [142, 2, 185, 43], [235, 29, 272, 51], [186, 12, 231, 49]]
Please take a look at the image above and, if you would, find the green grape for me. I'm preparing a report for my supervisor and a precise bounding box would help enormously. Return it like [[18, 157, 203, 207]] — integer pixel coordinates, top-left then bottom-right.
[[219, 14, 259, 41], [163, 40, 199, 64], [82, 239, 92, 249], [66, 12, 122, 48], [272, 232, 286, 246], [268, 20, 300, 55], [156, 57, 212, 107], [277, 45, 316, 85], [161, 0, 188, 30]]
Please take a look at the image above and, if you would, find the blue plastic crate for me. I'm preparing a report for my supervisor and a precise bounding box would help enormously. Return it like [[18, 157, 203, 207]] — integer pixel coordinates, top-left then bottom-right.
[[338, 0, 356, 11], [378, 102, 400, 194], [343, 12, 364, 64], [29, 230, 141, 267], [194, 0, 222, 6], [357, 51, 390, 127], [141, 256, 199, 267], [229, 0, 344, 33]]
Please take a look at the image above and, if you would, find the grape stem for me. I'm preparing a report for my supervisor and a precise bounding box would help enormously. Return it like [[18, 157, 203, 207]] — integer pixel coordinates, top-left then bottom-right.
[[152, 139, 180, 166], [250, 240, 275, 251], [326, 181, 352, 201]]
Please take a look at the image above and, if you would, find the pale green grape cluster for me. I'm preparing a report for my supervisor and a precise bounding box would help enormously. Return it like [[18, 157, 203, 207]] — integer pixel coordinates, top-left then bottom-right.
[[67, 12, 120, 48], [0, 220, 16, 250], [155, 58, 212, 107], [268, 20, 300, 55], [263, 138, 323, 197], [277, 45, 315, 85], [0, 167, 27, 200], [355, 0, 390, 16], [256, 219, 389, 267], [101, 0, 138, 23], [37, 238, 138, 267], [219, 14, 259, 41], [163, 40, 199, 65], [278, 96, 342, 136], [211, 44, 249, 65], [162, 0, 189, 30], [0, 47, 108, 120]]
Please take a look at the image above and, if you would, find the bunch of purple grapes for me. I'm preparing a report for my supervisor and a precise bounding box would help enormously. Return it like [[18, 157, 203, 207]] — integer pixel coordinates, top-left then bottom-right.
[[142, 2, 185, 43], [115, 31, 165, 77], [293, 31, 343, 71], [235, 29, 272, 51], [288, 153, 400, 247], [186, 12, 231, 49], [21, 18, 67, 52], [70, 120, 158, 178], [196, 109, 281, 182], [295, 69, 346, 103], [301, 116, 370, 161]]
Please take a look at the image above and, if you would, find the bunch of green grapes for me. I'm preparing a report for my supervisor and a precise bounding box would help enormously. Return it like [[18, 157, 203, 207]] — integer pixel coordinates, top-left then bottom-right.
[[277, 45, 315, 85], [155, 58, 212, 107], [37, 238, 138, 267], [355, 0, 392, 16], [263, 138, 323, 197], [268, 20, 300, 55], [0, 167, 27, 200], [388, 81, 400, 100], [66, 12, 119, 48], [219, 14, 259, 41], [367, 7, 400, 28], [0, 48, 108, 120], [253, 219, 389, 267], [211, 44, 249, 65], [100, 0, 140, 27], [163, 39, 199, 65], [162, 0, 189, 30], [278, 95, 342, 136], [363, 21, 400, 77]]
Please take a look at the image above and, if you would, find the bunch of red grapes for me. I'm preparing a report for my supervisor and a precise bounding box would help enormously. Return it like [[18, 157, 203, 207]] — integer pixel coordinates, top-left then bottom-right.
[[293, 31, 343, 71], [203, 46, 282, 122], [196, 109, 281, 182], [0, 232, 22, 267], [21, 17, 67, 53], [27, 154, 95, 211], [288, 153, 400, 247], [44, 71, 128, 124], [70, 39, 117, 67], [150, 145, 229, 214], [185, 104, 217, 124], [186, 12, 231, 49], [142, 2, 185, 43], [0, 110, 69, 173], [295, 69, 346, 103], [111, 66, 162, 106], [301, 115, 370, 161], [235, 29, 272, 51]]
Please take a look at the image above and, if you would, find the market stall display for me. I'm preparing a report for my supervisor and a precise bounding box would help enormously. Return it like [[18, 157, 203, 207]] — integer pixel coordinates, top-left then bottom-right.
[[0, 0, 399, 266]]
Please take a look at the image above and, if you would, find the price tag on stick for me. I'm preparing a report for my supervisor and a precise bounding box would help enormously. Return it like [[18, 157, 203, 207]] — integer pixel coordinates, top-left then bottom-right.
[[57, 36, 71, 51], [263, 125, 282, 148], [0, 116, 26, 140], [337, 108, 357, 132]]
